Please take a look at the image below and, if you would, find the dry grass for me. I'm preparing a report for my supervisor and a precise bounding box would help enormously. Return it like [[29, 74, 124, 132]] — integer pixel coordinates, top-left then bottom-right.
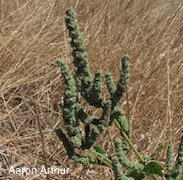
[[0, 0, 183, 179]]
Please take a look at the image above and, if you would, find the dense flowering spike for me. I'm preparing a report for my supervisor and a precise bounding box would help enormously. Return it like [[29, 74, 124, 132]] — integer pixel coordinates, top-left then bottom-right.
[[57, 60, 82, 148], [122, 55, 130, 84], [110, 106, 129, 134], [176, 135, 183, 168], [174, 135, 183, 178], [65, 8, 93, 95], [88, 70, 103, 107], [112, 55, 130, 106], [166, 144, 173, 172], [105, 72, 116, 98], [100, 100, 111, 128], [114, 138, 136, 169], [165, 136, 183, 179], [111, 156, 129, 180], [55, 129, 74, 157]]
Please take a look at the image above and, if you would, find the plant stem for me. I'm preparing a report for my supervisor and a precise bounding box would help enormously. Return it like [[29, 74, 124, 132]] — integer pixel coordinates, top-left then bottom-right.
[[92, 151, 112, 167], [114, 119, 145, 164]]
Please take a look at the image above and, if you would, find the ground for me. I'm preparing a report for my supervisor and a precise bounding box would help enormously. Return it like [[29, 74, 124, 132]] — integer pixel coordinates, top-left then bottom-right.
[[0, 0, 183, 179]]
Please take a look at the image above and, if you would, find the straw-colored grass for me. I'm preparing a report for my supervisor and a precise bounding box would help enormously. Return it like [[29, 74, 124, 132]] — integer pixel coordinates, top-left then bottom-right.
[[0, 0, 183, 179]]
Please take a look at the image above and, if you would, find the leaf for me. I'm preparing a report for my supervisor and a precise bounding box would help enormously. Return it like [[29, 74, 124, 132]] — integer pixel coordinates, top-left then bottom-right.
[[143, 161, 164, 177], [94, 145, 106, 154]]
